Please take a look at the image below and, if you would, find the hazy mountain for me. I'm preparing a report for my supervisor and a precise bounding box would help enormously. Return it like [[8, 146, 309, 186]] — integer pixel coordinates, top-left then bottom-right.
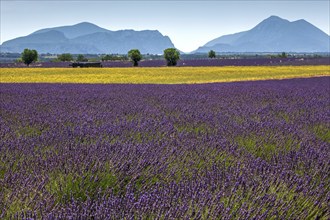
[[195, 16, 330, 53], [204, 31, 248, 47], [0, 22, 175, 54], [32, 22, 111, 39], [72, 30, 174, 55], [0, 30, 100, 54]]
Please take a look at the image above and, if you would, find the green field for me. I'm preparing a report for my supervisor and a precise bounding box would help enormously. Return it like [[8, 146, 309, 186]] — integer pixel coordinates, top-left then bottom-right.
[[1, 66, 329, 84]]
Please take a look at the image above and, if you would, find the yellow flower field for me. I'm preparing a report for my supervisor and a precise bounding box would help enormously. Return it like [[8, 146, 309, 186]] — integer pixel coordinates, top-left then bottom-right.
[[0, 66, 329, 84]]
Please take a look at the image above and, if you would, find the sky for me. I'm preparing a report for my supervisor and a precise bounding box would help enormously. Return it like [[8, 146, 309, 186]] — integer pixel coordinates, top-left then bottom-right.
[[0, 0, 329, 52]]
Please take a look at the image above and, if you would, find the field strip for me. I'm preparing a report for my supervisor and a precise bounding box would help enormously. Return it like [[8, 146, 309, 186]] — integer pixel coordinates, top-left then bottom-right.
[[1, 66, 329, 84]]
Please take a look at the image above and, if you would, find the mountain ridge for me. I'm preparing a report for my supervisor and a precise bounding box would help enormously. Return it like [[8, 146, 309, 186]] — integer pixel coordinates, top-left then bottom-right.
[[194, 15, 330, 53], [1, 22, 175, 54], [31, 22, 111, 39], [1, 16, 329, 54]]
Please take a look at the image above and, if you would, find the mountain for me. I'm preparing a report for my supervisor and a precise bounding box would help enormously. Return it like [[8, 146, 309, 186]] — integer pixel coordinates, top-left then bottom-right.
[[195, 16, 330, 53], [31, 22, 110, 39], [204, 31, 248, 47], [71, 30, 174, 55], [0, 22, 175, 54]]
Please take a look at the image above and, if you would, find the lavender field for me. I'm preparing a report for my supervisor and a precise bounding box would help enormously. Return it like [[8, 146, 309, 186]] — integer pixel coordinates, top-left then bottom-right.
[[1, 57, 329, 68], [1, 77, 330, 219]]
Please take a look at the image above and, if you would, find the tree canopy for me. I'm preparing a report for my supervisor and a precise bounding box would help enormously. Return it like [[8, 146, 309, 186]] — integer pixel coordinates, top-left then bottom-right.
[[77, 54, 88, 62], [279, 52, 288, 58], [101, 54, 112, 61], [128, 49, 142, 66], [164, 48, 180, 66], [21, 49, 38, 66], [58, 53, 73, 62], [208, 50, 216, 59]]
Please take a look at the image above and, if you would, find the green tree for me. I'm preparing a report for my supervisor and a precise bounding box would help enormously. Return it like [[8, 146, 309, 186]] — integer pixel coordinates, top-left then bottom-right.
[[208, 50, 216, 59], [128, 49, 142, 66], [102, 54, 113, 61], [77, 54, 88, 62], [164, 48, 180, 66], [279, 52, 287, 58], [21, 49, 38, 66], [58, 53, 73, 61]]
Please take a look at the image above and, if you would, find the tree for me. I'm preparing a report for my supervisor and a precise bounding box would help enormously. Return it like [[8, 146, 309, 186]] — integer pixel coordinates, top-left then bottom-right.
[[77, 54, 88, 62], [128, 49, 142, 66], [279, 52, 287, 58], [164, 48, 180, 66], [21, 49, 38, 66], [58, 53, 73, 61], [208, 50, 216, 59], [102, 54, 113, 61]]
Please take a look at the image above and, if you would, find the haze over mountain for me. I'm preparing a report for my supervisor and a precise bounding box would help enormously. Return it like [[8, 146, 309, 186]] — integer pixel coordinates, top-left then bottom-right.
[[1, 16, 329, 54], [194, 16, 330, 53], [0, 22, 175, 54]]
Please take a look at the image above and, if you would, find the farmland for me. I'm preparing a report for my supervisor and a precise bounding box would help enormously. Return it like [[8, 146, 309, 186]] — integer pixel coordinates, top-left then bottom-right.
[[1, 57, 330, 68], [1, 75, 330, 218], [1, 65, 329, 84]]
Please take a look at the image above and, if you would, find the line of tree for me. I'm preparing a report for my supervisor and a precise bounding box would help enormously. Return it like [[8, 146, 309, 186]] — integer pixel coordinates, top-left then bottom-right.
[[20, 48, 182, 67], [56, 53, 89, 62], [101, 54, 128, 61], [128, 48, 181, 67], [57, 53, 73, 61], [76, 54, 88, 62]]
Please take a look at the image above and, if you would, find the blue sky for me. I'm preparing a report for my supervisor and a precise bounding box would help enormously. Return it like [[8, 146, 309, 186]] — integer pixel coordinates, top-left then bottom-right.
[[1, 0, 329, 52]]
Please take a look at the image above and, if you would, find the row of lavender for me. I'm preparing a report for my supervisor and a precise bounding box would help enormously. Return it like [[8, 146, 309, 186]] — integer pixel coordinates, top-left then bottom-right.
[[1, 57, 329, 68], [1, 77, 329, 218]]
